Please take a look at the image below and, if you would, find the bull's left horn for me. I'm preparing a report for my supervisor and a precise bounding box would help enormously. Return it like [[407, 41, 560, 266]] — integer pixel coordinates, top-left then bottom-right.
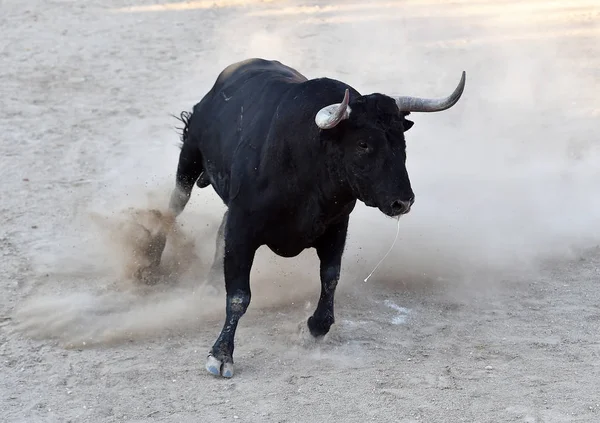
[[315, 89, 351, 129], [394, 71, 466, 112]]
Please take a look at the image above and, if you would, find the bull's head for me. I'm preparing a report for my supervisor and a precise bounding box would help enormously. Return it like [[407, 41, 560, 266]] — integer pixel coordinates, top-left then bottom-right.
[[314, 72, 466, 217]]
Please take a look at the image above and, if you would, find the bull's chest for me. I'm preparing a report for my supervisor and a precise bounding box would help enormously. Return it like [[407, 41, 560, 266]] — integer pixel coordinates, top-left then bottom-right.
[[264, 221, 328, 258], [261, 204, 353, 258]]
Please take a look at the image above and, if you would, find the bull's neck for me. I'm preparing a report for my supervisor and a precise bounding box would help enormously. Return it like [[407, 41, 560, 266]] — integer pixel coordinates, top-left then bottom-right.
[[321, 140, 355, 211], [263, 126, 356, 215]]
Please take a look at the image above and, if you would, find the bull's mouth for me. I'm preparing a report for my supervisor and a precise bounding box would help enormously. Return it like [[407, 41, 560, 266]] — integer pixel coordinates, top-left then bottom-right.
[[360, 197, 413, 217], [356, 188, 414, 217], [362, 198, 378, 208], [378, 197, 414, 218], [379, 205, 412, 218]]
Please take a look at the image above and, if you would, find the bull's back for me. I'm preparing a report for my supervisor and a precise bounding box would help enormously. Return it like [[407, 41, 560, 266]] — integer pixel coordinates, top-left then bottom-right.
[[189, 59, 308, 203]]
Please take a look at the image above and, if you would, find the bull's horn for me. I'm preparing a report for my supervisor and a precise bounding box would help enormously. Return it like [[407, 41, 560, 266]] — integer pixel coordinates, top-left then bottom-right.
[[394, 71, 466, 112], [315, 89, 351, 129]]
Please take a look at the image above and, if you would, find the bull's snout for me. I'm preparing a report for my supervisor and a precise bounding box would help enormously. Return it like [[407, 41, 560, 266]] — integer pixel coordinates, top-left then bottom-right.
[[390, 195, 415, 215]]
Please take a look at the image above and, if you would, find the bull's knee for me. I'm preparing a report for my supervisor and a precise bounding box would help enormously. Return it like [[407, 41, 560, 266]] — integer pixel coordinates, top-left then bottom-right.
[[227, 292, 251, 318]]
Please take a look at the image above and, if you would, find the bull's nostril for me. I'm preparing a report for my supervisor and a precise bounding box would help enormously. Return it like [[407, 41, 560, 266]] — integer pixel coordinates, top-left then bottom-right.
[[390, 197, 414, 214], [391, 200, 408, 213]]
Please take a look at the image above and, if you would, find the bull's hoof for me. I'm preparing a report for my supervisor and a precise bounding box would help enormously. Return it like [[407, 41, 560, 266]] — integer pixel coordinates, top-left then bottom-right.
[[307, 315, 334, 338], [133, 264, 160, 285], [205, 353, 234, 378], [124, 208, 175, 285]]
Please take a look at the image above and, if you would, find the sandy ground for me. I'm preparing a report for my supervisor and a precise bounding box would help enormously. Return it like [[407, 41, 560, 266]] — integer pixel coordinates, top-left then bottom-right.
[[1, 0, 600, 421]]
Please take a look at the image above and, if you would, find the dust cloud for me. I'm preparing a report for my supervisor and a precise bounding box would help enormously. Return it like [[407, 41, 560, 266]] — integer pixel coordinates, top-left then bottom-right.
[[206, 2, 600, 287], [12, 1, 600, 347]]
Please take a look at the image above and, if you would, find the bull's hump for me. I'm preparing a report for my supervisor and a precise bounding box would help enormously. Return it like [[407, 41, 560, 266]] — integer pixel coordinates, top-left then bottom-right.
[[216, 58, 308, 86]]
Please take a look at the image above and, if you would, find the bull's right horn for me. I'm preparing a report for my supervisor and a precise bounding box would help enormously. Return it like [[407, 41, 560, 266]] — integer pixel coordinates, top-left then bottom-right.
[[315, 89, 351, 129]]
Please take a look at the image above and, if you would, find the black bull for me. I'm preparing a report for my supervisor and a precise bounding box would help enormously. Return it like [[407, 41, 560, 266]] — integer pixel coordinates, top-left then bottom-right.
[[151, 58, 466, 378]]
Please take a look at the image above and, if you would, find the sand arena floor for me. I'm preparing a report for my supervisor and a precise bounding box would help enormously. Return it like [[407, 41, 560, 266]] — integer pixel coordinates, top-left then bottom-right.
[[1, 0, 599, 422]]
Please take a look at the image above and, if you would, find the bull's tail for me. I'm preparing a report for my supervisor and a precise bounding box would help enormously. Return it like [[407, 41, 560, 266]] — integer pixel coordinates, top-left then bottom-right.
[[167, 108, 206, 216], [173, 110, 193, 150], [172, 110, 211, 189]]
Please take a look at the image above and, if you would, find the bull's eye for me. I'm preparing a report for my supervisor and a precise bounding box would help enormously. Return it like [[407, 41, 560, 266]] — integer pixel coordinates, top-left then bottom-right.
[[358, 141, 369, 150]]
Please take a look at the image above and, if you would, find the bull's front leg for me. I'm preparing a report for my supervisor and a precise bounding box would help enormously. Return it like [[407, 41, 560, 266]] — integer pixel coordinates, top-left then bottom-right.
[[205, 211, 257, 378], [308, 218, 349, 337]]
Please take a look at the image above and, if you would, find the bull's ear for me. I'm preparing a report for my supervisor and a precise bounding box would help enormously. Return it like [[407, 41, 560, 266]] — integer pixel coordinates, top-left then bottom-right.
[[403, 119, 414, 132]]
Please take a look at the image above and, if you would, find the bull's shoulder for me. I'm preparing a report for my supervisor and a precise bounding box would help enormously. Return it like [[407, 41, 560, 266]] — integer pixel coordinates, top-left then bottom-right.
[[261, 77, 360, 133]]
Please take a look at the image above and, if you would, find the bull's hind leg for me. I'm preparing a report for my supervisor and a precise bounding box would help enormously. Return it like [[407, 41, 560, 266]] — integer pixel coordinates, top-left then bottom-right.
[[206, 210, 257, 378], [143, 140, 204, 272], [308, 218, 349, 337], [206, 210, 228, 284]]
